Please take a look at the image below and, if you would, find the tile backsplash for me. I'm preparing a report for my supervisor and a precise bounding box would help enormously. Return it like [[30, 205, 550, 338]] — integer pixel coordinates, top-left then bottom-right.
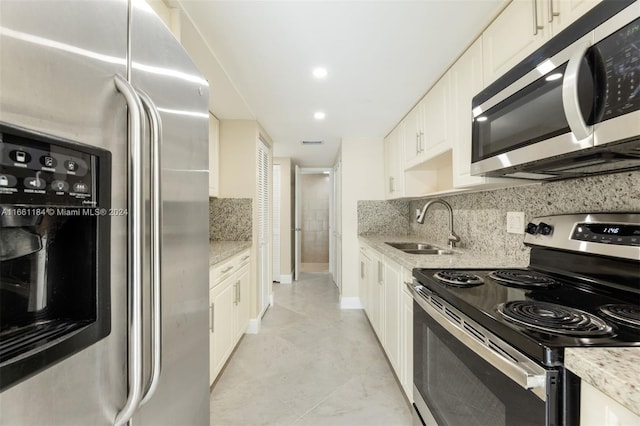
[[358, 199, 411, 236], [209, 198, 252, 241], [360, 171, 640, 264]]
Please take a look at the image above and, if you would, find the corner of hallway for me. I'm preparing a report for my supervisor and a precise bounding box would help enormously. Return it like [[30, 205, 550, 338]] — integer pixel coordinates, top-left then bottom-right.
[[210, 272, 413, 425]]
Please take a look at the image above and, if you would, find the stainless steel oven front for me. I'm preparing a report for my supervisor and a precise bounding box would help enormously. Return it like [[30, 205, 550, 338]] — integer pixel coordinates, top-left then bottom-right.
[[408, 281, 573, 426]]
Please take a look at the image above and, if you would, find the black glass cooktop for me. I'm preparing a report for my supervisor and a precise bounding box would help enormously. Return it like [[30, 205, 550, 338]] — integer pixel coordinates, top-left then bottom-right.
[[412, 266, 640, 365]]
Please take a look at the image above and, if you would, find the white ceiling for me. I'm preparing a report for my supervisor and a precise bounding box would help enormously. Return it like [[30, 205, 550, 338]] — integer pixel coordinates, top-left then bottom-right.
[[179, 0, 505, 167]]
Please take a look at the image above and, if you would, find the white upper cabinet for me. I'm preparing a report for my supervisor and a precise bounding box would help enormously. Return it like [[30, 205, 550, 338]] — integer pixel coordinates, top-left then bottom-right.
[[403, 74, 452, 171], [208, 113, 219, 197], [422, 73, 451, 160], [482, 0, 549, 87], [551, 0, 603, 34], [402, 104, 422, 168], [384, 126, 404, 199], [483, 0, 602, 87], [451, 39, 484, 188]]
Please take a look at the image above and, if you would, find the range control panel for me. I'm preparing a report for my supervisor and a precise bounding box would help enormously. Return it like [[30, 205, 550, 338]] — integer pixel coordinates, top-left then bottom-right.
[[0, 126, 99, 207], [572, 223, 640, 246]]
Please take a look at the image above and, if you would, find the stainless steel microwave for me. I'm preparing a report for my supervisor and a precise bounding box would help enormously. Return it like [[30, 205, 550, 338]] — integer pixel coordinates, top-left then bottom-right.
[[471, 1, 640, 180]]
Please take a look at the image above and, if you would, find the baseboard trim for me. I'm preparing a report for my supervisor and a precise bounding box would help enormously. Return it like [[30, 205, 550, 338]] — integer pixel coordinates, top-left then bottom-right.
[[279, 274, 293, 284], [246, 318, 260, 334], [340, 297, 363, 310]]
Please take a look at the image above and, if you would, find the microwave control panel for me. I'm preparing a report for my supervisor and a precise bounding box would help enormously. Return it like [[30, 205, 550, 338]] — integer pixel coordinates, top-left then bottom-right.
[[0, 125, 101, 207], [598, 17, 640, 121]]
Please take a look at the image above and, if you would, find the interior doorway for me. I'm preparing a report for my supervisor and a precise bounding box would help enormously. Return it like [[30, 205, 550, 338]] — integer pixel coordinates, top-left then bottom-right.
[[299, 170, 331, 273]]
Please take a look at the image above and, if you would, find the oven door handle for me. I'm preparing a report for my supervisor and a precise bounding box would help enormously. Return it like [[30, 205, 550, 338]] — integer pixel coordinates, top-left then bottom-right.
[[406, 281, 548, 401]]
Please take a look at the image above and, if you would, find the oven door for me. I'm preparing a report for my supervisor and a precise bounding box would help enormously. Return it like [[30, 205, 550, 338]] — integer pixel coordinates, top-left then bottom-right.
[[410, 283, 562, 426]]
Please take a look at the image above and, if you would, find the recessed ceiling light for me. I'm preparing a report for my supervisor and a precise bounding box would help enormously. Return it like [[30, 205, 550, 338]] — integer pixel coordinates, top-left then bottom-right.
[[314, 111, 326, 120], [312, 67, 328, 79], [476, 116, 488, 122]]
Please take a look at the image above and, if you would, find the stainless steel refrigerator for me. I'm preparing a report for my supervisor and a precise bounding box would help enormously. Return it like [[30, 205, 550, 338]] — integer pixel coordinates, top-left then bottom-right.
[[0, 0, 210, 424]]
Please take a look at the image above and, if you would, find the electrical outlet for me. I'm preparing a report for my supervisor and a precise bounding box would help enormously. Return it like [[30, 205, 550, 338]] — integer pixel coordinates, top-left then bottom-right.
[[506, 212, 525, 234]]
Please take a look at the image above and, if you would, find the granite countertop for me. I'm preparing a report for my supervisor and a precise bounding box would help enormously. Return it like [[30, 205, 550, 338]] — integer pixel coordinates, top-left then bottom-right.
[[565, 348, 640, 416], [359, 235, 528, 271], [209, 240, 252, 266]]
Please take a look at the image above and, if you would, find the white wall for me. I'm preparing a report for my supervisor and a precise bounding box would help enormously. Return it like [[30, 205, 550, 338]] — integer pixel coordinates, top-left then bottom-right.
[[340, 138, 385, 301], [273, 157, 293, 282]]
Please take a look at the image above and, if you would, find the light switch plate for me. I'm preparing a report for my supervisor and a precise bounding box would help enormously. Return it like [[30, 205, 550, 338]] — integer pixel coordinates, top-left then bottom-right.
[[506, 212, 525, 234]]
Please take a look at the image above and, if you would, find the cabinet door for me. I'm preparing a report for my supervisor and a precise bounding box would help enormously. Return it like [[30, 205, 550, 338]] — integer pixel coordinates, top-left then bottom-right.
[[384, 126, 404, 199], [235, 265, 250, 339], [368, 251, 383, 340], [209, 288, 215, 385], [551, 0, 602, 35], [402, 286, 414, 401], [482, 0, 548, 87], [451, 39, 486, 188], [211, 278, 235, 378], [402, 106, 422, 168], [422, 74, 451, 160], [208, 113, 219, 197], [383, 258, 401, 375], [359, 248, 370, 311]]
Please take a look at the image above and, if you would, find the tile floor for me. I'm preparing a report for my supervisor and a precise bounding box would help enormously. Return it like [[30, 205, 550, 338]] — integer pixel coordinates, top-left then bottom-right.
[[210, 272, 413, 426]]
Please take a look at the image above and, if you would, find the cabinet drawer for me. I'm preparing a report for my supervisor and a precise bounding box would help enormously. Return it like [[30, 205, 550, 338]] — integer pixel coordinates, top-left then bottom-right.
[[210, 249, 251, 288]]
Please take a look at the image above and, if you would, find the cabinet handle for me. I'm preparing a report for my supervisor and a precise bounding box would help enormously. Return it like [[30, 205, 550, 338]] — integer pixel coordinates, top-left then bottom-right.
[[532, 0, 544, 35], [221, 266, 234, 274], [547, 0, 559, 23], [415, 132, 420, 156], [419, 131, 425, 153], [361, 261, 365, 279], [237, 280, 241, 303], [378, 261, 383, 284], [210, 303, 214, 332]]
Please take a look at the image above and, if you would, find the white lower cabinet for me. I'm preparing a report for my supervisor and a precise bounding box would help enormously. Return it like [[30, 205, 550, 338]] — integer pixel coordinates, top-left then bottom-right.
[[400, 268, 413, 401], [361, 243, 413, 402], [383, 258, 402, 375], [580, 381, 640, 426], [209, 249, 251, 385]]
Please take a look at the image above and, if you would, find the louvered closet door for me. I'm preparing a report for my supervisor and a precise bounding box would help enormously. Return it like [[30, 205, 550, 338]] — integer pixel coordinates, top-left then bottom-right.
[[272, 164, 281, 282], [257, 138, 272, 315]]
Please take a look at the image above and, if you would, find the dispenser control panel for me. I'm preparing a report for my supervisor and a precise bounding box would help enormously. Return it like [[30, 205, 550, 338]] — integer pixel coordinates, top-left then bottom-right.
[[0, 124, 102, 207]]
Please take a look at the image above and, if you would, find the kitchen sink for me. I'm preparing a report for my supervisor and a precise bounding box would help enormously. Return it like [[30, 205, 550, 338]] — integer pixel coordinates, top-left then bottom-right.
[[385, 242, 453, 255]]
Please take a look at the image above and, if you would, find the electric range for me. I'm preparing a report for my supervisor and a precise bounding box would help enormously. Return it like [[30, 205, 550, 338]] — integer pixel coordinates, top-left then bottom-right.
[[409, 213, 640, 426]]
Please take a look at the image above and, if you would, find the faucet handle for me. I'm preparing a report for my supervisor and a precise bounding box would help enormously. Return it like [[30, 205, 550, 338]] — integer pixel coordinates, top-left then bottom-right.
[[448, 231, 461, 248]]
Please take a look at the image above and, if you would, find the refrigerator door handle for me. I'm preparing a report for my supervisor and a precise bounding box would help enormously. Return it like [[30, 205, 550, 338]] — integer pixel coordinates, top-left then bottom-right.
[[114, 75, 146, 426], [137, 89, 163, 406]]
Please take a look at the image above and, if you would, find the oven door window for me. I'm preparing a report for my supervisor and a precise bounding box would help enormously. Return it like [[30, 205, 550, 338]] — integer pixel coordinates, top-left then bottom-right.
[[413, 302, 547, 426], [472, 59, 594, 163]]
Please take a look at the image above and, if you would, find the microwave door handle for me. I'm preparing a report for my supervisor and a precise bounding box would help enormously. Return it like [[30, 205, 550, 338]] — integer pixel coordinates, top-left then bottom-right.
[[137, 89, 163, 406], [562, 40, 593, 142], [113, 75, 146, 426]]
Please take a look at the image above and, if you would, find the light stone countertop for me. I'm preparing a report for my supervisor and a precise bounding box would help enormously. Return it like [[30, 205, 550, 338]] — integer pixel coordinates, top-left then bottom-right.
[[565, 348, 640, 416], [359, 235, 528, 271], [209, 240, 252, 266]]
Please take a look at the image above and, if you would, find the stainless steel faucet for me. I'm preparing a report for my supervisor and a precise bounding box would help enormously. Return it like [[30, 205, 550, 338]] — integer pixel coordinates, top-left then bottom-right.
[[416, 199, 460, 248]]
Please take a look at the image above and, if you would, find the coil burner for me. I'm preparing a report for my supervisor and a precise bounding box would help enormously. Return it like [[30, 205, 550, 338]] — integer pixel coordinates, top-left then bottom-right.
[[497, 301, 613, 336], [599, 304, 640, 331], [433, 271, 484, 288], [488, 269, 559, 289]]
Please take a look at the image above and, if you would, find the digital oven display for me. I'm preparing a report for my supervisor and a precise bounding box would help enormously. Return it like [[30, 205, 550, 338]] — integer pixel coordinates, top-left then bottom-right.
[[572, 223, 640, 246]]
